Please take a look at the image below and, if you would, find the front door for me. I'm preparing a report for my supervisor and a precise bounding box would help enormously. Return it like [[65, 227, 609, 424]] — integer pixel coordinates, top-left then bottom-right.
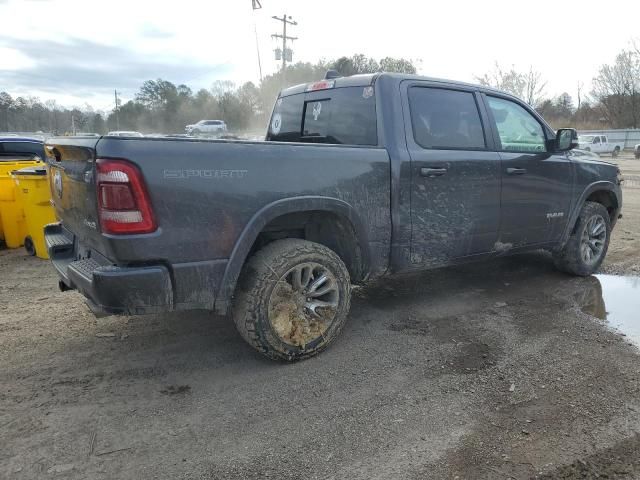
[[483, 94, 573, 247], [404, 84, 501, 266]]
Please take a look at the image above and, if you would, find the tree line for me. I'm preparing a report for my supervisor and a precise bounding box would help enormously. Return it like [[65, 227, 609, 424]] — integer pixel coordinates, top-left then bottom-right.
[[1, 48, 639, 136], [0, 54, 416, 135]]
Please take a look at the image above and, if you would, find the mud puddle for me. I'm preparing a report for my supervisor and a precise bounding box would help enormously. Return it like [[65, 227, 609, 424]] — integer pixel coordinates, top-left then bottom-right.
[[579, 274, 640, 347]]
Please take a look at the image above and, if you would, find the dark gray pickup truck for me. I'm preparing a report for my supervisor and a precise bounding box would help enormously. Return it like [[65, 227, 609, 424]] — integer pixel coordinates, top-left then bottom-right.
[[44, 72, 623, 361]]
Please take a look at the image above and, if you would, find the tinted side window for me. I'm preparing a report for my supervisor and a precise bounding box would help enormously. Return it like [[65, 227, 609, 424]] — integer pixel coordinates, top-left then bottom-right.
[[408, 87, 486, 150], [267, 86, 377, 146], [267, 94, 305, 142], [486, 96, 546, 153]]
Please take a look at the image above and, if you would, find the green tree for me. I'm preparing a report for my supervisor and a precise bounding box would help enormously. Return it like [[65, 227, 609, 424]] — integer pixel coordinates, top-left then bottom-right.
[[92, 113, 106, 134], [0, 91, 13, 131]]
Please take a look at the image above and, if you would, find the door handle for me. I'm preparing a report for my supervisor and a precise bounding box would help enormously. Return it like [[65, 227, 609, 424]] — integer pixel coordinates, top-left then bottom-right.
[[420, 167, 447, 177], [506, 167, 527, 175]]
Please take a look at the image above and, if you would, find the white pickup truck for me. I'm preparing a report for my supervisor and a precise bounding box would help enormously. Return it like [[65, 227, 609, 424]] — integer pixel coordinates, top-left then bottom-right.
[[577, 134, 624, 157]]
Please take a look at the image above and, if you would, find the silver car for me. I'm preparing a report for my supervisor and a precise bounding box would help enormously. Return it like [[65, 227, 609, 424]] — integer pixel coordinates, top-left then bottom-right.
[[185, 120, 228, 135]]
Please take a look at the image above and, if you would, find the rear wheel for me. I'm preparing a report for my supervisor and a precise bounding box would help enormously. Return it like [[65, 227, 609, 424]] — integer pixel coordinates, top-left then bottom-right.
[[612, 146, 620, 158], [553, 201, 611, 276], [233, 239, 351, 361], [24, 236, 36, 256]]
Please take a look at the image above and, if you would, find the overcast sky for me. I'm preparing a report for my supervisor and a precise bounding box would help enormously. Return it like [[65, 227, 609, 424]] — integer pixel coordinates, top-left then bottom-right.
[[0, 0, 638, 110]]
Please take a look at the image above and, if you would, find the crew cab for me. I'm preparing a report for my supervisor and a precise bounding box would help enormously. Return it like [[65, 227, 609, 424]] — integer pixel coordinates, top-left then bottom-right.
[[44, 72, 623, 361], [577, 134, 625, 157]]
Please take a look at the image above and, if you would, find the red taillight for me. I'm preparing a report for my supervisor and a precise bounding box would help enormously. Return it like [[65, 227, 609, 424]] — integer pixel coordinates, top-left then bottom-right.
[[96, 158, 156, 234]]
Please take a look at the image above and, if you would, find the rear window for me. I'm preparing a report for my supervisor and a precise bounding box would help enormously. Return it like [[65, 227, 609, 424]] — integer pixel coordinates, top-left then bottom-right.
[[267, 86, 377, 146], [0, 142, 44, 159]]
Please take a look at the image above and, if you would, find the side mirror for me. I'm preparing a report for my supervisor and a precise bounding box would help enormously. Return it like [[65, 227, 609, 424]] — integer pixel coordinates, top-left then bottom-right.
[[555, 128, 578, 152]]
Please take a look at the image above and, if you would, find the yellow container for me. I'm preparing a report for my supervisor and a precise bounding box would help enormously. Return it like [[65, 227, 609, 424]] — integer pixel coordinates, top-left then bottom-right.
[[0, 159, 41, 248], [12, 166, 56, 259]]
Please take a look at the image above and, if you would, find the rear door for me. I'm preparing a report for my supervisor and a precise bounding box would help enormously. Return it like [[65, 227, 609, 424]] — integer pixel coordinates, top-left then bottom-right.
[[483, 94, 573, 246], [402, 82, 501, 266]]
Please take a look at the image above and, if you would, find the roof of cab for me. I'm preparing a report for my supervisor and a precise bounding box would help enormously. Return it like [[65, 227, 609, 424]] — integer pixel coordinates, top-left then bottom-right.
[[0, 136, 44, 143], [279, 71, 517, 100], [280, 73, 379, 96]]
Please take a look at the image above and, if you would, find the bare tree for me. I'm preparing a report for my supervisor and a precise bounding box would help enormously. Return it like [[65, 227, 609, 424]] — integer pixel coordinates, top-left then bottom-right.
[[476, 63, 546, 107], [523, 67, 547, 107], [576, 81, 584, 109], [592, 50, 640, 128]]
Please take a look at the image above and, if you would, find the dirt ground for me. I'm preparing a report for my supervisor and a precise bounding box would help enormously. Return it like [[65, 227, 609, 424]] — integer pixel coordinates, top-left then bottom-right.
[[1, 153, 640, 479]]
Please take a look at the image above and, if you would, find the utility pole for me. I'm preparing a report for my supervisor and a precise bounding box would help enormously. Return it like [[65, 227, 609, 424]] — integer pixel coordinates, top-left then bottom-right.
[[271, 14, 297, 88], [114, 89, 120, 130]]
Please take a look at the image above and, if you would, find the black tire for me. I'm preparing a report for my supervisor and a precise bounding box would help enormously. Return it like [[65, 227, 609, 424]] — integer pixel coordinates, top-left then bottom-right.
[[233, 239, 351, 361], [585, 147, 591, 152], [192, 129, 201, 135], [635, 151, 640, 160], [24, 236, 36, 256], [553, 201, 611, 276], [612, 147, 620, 158]]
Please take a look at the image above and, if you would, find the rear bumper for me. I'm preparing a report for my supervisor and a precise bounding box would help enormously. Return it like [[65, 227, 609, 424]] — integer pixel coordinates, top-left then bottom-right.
[[45, 223, 227, 317]]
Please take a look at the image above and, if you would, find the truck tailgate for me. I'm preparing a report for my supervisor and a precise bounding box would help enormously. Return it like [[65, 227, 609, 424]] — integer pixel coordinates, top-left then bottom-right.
[[46, 136, 104, 255]]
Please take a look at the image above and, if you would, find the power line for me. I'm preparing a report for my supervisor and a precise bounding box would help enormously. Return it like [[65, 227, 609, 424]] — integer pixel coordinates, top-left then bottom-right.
[[271, 14, 297, 88]]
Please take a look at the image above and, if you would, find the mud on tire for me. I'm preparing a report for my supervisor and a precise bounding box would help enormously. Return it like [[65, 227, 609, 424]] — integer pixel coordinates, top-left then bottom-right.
[[233, 239, 351, 361], [553, 201, 611, 276]]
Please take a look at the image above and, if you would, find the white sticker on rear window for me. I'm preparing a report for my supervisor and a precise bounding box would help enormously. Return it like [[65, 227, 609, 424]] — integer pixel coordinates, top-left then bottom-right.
[[312, 102, 322, 121], [271, 113, 282, 135], [363, 86, 374, 99]]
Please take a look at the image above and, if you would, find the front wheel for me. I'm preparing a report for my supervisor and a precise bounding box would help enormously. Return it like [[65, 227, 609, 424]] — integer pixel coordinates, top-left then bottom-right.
[[553, 201, 611, 276], [233, 239, 351, 361]]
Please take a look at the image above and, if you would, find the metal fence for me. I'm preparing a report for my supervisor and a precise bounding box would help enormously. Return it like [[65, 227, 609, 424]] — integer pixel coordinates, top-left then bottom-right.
[[578, 129, 640, 150]]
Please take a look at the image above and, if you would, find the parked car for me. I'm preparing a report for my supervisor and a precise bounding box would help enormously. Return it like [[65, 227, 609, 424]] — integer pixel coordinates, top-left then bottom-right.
[[44, 72, 622, 361], [0, 136, 45, 160], [577, 134, 624, 157], [106, 131, 144, 137], [185, 120, 228, 135], [634, 144, 639, 159]]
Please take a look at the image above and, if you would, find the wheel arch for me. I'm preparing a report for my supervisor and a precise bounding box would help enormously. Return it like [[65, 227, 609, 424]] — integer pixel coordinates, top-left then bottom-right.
[[214, 196, 370, 315], [560, 181, 621, 246]]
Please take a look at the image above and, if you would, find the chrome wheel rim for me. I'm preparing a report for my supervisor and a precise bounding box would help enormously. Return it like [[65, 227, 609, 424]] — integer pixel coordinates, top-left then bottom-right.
[[580, 215, 606, 264], [268, 262, 339, 347]]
